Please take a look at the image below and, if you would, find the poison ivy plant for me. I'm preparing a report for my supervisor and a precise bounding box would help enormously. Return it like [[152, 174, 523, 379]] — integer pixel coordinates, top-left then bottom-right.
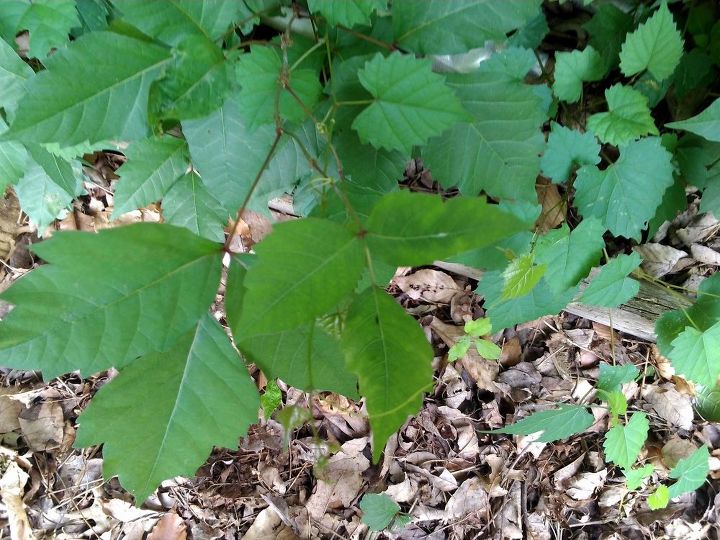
[[0, 0, 715, 507]]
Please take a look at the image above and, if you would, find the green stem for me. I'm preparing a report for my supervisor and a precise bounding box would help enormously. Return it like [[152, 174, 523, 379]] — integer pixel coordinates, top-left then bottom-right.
[[290, 37, 326, 72]]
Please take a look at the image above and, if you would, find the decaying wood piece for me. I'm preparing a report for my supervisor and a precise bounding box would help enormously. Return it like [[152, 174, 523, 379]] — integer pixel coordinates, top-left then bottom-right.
[[433, 261, 691, 343]]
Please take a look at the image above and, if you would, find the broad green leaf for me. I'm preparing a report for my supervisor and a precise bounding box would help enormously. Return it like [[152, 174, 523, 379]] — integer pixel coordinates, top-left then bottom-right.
[[234, 219, 364, 336], [502, 254, 546, 299], [587, 84, 658, 146], [552, 46, 604, 103], [14, 145, 84, 232], [674, 134, 720, 190], [308, 0, 385, 28], [673, 49, 714, 98], [583, 4, 633, 74], [3, 32, 171, 146], [648, 485, 670, 510], [366, 191, 527, 267], [540, 123, 600, 183], [606, 391, 628, 418], [238, 322, 358, 398], [667, 98, 720, 143], [668, 445, 709, 498], [491, 404, 594, 442], [162, 173, 227, 242], [150, 34, 234, 122], [624, 464, 654, 490], [261, 379, 282, 419], [360, 493, 401, 532], [478, 271, 576, 331], [113, 135, 189, 216], [507, 11, 548, 50], [0, 36, 33, 114], [465, 317, 491, 337], [534, 218, 606, 293], [581, 253, 642, 307], [0, 117, 28, 190], [649, 180, 686, 238], [236, 46, 322, 129], [392, 0, 542, 55], [603, 412, 649, 469], [422, 48, 546, 201], [448, 335, 472, 362], [74, 0, 111, 32], [17, 0, 78, 59], [342, 286, 433, 461], [75, 314, 259, 503], [619, 2, 683, 82], [596, 362, 639, 394], [0, 1, 29, 47], [116, 0, 240, 46], [574, 137, 674, 239], [0, 223, 222, 378], [353, 52, 468, 154], [182, 93, 281, 215], [668, 321, 720, 387], [475, 339, 501, 360]]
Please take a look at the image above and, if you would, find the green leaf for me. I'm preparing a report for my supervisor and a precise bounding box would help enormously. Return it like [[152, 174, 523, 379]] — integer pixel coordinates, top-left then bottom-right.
[[668, 322, 720, 387], [360, 493, 401, 532], [540, 123, 600, 183], [0, 223, 222, 378], [475, 339, 501, 360], [422, 48, 546, 201], [552, 46, 604, 103], [260, 379, 282, 419], [308, 0, 385, 28], [667, 98, 720, 142], [648, 485, 670, 510], [502, 254, 546, 299], [234, 219, 364, 337], [581, 253, 642, 307], [236, 46, 322, 129], [366, 191, 527, 267], [465, 317, 491, 337], [3, 32, 171, 146], [624, 464, 654, 490], [182, 93, 281, 215], [113, 135, 189, 217], [75, 314, 259, 503], [342, 287, 433, 461], [0, 118, 29, 191], [448, 335, 472, 362], [668, 445, 709, 498], [606, 391, 628, 418], [74, 0, 111, 33], [0, 1, 29, 47], [587, 84, 658, 146], [162, 173, 227, 243], [491, 404, 594, 443], [116, 0, 240, 46], [574, 137, 674, 239], [534, 218, 606, 293], [507, 11, 548, 50], [597, 362, 639, 394], [392, 0, 542, 55], [673, 49, 714, 98], [14, 145, 84, 232], [619, 2, 684, 82], [150, 34, 234, 122], [603, 412, 649, 469], [17, 0, 78, 58], [352, 52, 468, 153], [583, 4, 633, 74], [240, 323, 359, 398], [0, 35, 33, 114]]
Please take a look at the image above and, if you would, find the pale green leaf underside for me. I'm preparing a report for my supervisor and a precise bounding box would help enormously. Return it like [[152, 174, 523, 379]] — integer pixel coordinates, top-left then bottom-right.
[[619, 2, 683, 82], [603, 412, 649, 469], [587, 84, 658, 146], [668, 321, 720, 387], [308, 0, 385, 28], [4, 31, 171, 146], [540, 122, 600, 183], [581, 252, 641, 307], [162, 173, 227, 243], [366, 191, 527, 267], [648, 485, 670, 509], [492, 404, 594, 442], [113, 135, 189, 216], [75, 314, 259, 503], [668, 445, 709, 498], [502, 254, 546, 299], [553, 46, 604, 103], [574, 137, 673, 239], [667, 98, 720, 142], [353, 52, 468, 153], [235, 218, 365, 336], [0, 223, 222, 379], [342, 286, 434, 461]]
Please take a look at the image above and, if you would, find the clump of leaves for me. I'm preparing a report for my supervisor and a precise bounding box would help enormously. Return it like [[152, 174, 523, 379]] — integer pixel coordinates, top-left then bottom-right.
[[0, 0, 717, 507]]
